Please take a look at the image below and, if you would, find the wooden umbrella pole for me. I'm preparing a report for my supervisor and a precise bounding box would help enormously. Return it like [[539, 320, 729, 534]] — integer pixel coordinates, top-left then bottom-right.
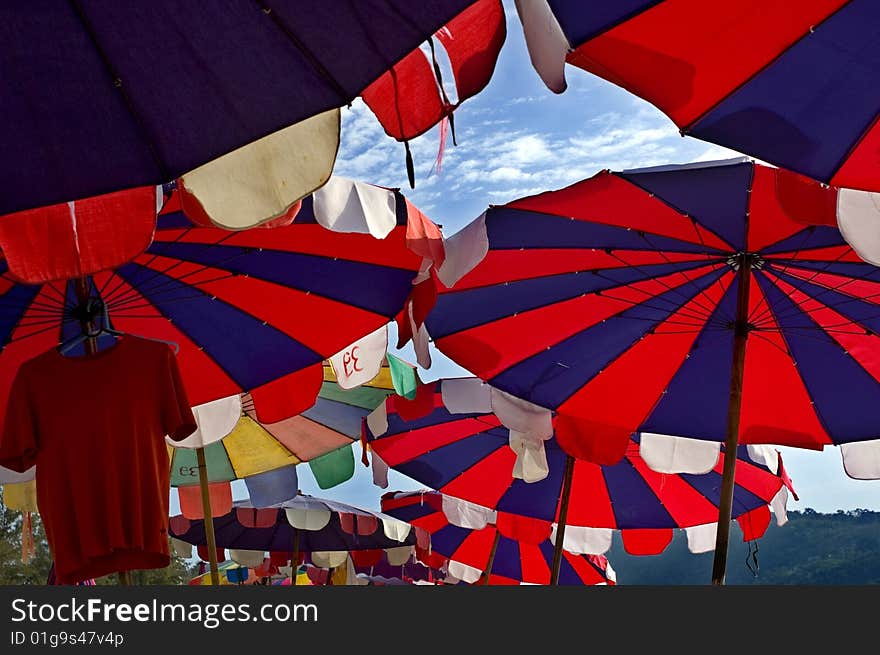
[[481, 529, 502, 586], [290, 529, 300, 586], [711, 254, 752, 585], [196, 447, 220, 586], [550, 454, 575, 585]]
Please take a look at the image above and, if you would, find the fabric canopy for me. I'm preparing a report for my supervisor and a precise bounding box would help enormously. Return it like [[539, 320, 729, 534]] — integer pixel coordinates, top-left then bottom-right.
[[382, 491, 616, 585], [427, 159, 880, 471], [0, 1, 477, 216], [518, 0, 880, 191], [0, 181, 439, 432], [367, 379, 792, 554]]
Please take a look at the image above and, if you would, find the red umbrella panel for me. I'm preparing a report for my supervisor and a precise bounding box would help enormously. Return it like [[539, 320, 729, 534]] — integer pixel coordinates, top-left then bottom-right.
[[366, 378, 795, 558], [515, 1, 880, 192], [382, 491, 615, 586]]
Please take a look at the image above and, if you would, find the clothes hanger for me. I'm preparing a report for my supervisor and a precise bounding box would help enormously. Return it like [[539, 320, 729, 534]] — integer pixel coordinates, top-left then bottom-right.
[[58, 299, 180, 355]]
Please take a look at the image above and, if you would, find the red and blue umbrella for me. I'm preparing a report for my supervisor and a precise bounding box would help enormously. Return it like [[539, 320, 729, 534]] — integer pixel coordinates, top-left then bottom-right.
[[519, 1, 880, 191], [382, 491, 616, 586], [0, 186, 434, 427], [427, 158, 865, 582], [366, 379, 792, 559]]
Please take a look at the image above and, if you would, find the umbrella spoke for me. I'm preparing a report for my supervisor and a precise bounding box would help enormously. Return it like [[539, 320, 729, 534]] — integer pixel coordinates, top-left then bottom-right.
[[753, 264, 880, 330], [99, 228, 198, 303], [105, 273, 240, 314], [637, 233, 732, 321]]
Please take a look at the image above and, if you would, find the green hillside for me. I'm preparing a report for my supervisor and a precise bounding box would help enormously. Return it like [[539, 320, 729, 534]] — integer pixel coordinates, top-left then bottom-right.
[[608, 510, 880, 585]]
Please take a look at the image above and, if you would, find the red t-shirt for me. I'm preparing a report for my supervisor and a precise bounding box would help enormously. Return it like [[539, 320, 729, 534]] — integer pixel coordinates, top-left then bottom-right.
[[0, 336, 197, 583]]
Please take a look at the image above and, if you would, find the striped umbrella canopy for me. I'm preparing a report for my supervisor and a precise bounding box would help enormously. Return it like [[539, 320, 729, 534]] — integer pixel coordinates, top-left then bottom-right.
[[366, 379, 793, 558], [516, 1, 880, 192], [168, 362, 398, 489], [427, 158, 868, 582], [0, 1, 484, 221], [0, 183, 436, 431], [169, 497, 416, 556], [349, 550, 448, 585], [382, 491, 615, 586], [428, 159, 880, 462]]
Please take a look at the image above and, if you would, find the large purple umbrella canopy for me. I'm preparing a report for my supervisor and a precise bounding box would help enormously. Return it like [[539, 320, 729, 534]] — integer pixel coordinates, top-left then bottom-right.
[[0, 0, 475, 215]]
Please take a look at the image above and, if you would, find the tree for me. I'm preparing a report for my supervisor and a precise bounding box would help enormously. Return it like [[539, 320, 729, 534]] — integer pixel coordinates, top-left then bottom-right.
[[1, 488, 199, 585]]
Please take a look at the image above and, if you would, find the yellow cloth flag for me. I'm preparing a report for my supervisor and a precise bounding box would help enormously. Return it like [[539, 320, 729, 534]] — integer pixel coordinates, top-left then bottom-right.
[[4, 480, 37, 512], [330, 564, 347, 586]]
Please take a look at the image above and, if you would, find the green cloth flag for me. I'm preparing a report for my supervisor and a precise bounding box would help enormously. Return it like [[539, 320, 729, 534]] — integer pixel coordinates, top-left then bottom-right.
[[387, 353, 418, 399], [308, 444, 355, 490]]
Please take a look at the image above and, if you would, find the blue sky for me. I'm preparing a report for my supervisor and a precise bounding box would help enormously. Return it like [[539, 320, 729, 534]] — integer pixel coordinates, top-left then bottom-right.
[[173, 1, 878, 519]]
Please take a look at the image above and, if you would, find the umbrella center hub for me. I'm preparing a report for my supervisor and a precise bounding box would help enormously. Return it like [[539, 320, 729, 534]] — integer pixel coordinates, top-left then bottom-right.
[[726, 252, 764, 271], [71, 296, 106, 325]]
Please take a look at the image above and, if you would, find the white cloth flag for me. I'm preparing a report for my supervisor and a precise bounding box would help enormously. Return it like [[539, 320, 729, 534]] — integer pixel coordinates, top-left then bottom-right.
[[441, 378, 492, 414], [312, 175, 397, 239], [371, 452, 390, 489], [170, 395, 241, 448], [514, 0, 570, 93], [685, 523, 718, 553], [229, 549, 265, 568], [441, 495, 497, 530], [436, 213, 489, 287], [509, 431, 551, 483], [329, 325, 388, 390], [447, 561, 483, 584]]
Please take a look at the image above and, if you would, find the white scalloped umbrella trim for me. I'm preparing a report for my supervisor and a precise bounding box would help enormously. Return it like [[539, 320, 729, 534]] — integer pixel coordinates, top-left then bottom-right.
[[311, 551, 348, 569], [840, 439, 880, 480], [550, 524, 613, 555], [384, 546, 415, 567], [447, 560, 483, 584], [380, 516, 412, 542], [229, 549, 265, 568], [285, 507, 331, 531], [837, 187, 880, 266], [685, 523, 718, 553], [168, 394, 241, 449], [639, 433, 721, 474]]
